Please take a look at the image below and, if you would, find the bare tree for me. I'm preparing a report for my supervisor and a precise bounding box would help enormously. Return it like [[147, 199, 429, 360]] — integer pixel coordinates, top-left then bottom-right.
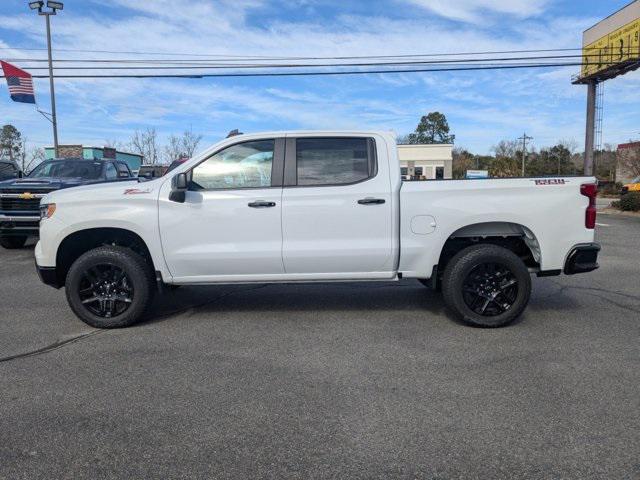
[[618, 145, 640, 179], [163, 134, 183, 164], [18, 139, 45, 174], [129, 128, 160, 165], [181, 127, 203, 158], [558, 138, 578, 154], [163, 127, 203, 163], [490, 140, 521, 178], [493, 140, 519, 159]]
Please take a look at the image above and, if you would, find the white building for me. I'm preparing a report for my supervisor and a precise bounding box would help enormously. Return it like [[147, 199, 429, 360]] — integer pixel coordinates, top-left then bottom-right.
[[397, 144, 453, 180]]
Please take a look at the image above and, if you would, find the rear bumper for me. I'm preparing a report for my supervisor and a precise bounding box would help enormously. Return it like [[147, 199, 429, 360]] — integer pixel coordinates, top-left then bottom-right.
[[0, 214, 40, 236], [564, 243, 601, 275]]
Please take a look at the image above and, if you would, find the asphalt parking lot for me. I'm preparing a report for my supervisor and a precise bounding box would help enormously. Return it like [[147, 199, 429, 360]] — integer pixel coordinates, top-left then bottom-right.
[[1, 215, 639, 479]]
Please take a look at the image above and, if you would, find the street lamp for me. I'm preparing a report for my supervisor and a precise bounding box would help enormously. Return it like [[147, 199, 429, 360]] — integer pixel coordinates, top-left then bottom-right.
[[29, 0, 63, 157]]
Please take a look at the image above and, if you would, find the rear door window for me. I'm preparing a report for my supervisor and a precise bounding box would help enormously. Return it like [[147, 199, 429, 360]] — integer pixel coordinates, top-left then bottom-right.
[[295, 138, 375, 186]]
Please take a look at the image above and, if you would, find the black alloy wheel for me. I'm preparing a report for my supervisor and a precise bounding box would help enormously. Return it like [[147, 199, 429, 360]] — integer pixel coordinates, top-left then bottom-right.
[[78, 264, 134, 318], [462, 262, 519, 317]]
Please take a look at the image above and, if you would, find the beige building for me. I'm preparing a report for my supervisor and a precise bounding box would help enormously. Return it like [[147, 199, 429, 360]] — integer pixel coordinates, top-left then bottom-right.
[[397, 144, 453, 180]]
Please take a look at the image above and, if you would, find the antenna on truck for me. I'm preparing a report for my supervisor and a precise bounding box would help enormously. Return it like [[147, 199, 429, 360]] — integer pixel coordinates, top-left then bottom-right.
[[226, 129, 243, 138]]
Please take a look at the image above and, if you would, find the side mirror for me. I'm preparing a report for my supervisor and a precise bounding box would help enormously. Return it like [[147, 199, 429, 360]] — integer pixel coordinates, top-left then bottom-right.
[[17, 170, 23, 178], [169, 172, 188, 203]]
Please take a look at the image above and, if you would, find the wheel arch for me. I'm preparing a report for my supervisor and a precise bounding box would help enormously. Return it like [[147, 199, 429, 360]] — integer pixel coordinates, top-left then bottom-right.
[[55, 227, 156, 287], [431, 221, 541, 287]]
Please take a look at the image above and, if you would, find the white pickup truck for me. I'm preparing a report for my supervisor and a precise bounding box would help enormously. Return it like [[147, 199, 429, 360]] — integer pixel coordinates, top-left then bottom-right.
[[35, 131, 600, 329]]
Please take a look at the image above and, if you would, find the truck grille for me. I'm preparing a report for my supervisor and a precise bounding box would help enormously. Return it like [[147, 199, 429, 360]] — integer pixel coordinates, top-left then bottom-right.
[[0, 197, 42, 211], [0, 189, 55, 212]]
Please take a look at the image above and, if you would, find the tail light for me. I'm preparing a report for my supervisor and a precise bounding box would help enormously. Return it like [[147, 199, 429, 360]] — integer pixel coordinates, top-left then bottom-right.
[[580, 183, 597, 229]]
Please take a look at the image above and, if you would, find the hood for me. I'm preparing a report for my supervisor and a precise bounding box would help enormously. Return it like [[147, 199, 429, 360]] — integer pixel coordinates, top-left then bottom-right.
[[0, 176, 93, 190], [44, 178, 152, 204]]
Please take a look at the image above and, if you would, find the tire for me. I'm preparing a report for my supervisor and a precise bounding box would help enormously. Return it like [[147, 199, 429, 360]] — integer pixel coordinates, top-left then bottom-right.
[[65, 245, 155, 328], [441, 244, 531, 328], [0, 236, 28, 249]]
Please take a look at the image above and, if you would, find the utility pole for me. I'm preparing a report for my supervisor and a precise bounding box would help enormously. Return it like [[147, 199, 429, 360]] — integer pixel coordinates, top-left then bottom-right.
[[517, 132, 533, 177], [29, 1, 63, 158]]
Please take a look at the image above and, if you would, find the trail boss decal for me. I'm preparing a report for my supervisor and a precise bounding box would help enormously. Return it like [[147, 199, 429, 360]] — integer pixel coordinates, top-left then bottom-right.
[[534, 179, 566, 186], [123, 188, 152, 195]]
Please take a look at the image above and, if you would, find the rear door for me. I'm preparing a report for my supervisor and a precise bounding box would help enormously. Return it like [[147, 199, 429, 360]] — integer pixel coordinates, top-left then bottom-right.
[[281, 135, 395, 277]]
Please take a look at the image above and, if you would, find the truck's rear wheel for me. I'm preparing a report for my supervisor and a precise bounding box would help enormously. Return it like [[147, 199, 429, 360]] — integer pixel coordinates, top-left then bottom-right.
[[441, 244, 531, 328], [65, 246, 154, 328], [0, 236, 28, 249]]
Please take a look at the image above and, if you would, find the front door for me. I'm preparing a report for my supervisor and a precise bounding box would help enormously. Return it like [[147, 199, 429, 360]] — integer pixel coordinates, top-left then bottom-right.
[[159, 138, 285, 282]]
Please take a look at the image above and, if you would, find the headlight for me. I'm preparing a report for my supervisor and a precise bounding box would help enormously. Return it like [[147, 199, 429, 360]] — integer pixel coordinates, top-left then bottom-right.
[[40, 203, 56, 220]]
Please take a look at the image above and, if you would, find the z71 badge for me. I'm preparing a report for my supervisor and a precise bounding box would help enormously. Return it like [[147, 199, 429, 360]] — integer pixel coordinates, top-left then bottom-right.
[[534, 179, 566, 186]]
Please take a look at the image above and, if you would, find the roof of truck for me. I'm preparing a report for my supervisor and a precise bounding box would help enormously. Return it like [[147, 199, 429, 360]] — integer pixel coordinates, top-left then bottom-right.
[[227, 130, 396, 138]]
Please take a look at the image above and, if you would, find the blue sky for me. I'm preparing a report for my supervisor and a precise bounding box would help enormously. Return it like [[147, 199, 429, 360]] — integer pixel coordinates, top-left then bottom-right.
[[0, 0, 639, 157]]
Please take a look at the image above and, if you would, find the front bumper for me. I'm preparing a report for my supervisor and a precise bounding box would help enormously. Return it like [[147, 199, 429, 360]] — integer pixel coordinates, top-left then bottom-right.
[[35, 259, 63, 289], [564, 243, 601, 275], [0, 214, 40, 236]]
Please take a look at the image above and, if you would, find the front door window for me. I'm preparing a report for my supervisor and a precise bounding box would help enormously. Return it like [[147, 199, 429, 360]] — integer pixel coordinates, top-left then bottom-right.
[[191, 140, 274, 190]]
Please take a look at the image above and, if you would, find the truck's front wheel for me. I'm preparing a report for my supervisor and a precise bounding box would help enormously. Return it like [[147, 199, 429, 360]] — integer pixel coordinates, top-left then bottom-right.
[[0, 236, 28, 249], [441, 244, 531, 328], [65, 246, 155, 328]]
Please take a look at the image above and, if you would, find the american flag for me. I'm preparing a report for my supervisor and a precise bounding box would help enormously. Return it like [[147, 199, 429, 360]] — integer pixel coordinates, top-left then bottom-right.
[[1, 61, 35, 104]]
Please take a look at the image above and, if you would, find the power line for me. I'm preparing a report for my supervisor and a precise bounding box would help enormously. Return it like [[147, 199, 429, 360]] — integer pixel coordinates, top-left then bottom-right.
[[3, 53, 591, 67], [0, 61, 604, 79], [0, 46, 587, 61], [2, 56, 593, 72], [0, 58, 630, 79]]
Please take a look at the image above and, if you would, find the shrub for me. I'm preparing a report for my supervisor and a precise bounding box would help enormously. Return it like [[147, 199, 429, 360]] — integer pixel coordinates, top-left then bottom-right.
[[614, 192, 640, 212], [597, 182, 622, 196]]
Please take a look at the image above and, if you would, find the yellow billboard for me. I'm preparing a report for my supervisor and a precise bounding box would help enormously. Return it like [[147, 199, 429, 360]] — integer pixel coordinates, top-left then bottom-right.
[[582, 18, 640, 78]]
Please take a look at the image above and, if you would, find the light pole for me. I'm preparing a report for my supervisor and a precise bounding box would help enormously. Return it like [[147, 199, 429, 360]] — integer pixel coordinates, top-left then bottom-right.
[[29, 1, 63, 158]]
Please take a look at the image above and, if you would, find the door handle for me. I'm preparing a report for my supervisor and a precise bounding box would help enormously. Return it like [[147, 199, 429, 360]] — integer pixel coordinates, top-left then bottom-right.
[[248, 201, 276, 208], [357, 198, 386, 205]]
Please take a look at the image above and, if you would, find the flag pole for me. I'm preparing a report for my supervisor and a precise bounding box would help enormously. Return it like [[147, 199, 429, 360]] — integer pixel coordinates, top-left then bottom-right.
[[43, 12, 59, 158]]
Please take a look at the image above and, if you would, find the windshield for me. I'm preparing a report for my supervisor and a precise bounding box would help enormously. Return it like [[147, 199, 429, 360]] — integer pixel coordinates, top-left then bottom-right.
[[29, 160, 103, 180], [632, 176, 640, 184]]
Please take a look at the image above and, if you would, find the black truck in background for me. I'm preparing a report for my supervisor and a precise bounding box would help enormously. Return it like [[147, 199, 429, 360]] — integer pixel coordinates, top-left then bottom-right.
[[0, 160, 21, 181], [0, 158, 134, 249]]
